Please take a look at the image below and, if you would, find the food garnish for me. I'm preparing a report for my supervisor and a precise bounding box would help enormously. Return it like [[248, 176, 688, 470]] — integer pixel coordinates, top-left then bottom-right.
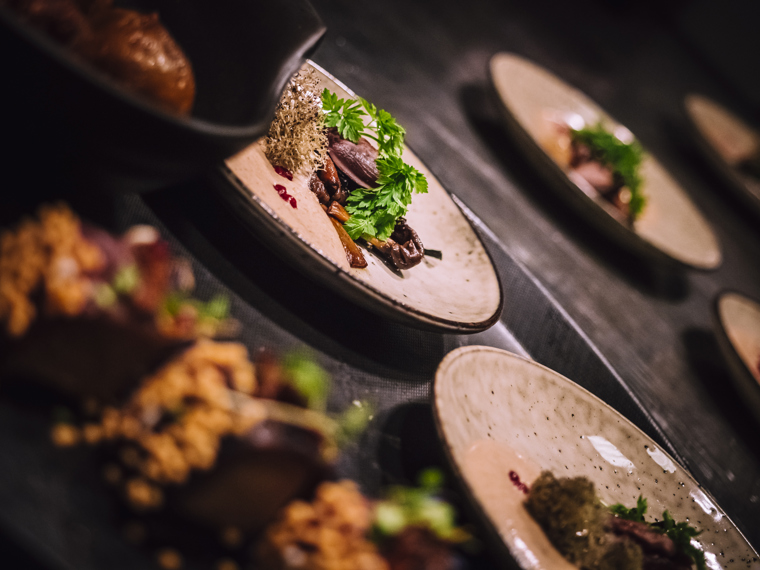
[[321, 90, 428, 242], [264, 70, 431, 271], [264, 67, 328, 175], [525, 470, 706, 570], [570, 123, 646, 221], [259, 468, 473, 570]]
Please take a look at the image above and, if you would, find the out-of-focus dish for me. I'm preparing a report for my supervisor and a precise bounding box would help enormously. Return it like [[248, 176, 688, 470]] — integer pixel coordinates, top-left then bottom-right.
[[212, 60, 503, 333], [433, 346, 758, 570], [684, 94, 760, 219], [0, 0, 326, 190], [0, 204, 475, 570], [713, 291, 760, 423], [490, 53, 721, 270]]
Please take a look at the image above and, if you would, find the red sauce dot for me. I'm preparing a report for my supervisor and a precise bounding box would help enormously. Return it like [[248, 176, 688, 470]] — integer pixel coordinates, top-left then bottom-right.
[[509, 470, 530, 494], [289, 197, 297, 208], [274, 184, 286, 194], [274, 166, 293, 181]]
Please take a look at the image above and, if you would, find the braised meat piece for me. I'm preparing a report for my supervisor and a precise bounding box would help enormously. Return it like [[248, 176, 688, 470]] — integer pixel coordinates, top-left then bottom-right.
[[326, 127, 380, 188], [5, 0, 195, 114]]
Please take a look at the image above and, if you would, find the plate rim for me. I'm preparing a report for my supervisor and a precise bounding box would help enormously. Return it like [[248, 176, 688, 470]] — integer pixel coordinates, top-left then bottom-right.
[[713, 289, 760, 423], [488, 52, 722, 271], [431, 344, 758, 569], [210, 60, 504, 333], [683, 93, 760, 220]]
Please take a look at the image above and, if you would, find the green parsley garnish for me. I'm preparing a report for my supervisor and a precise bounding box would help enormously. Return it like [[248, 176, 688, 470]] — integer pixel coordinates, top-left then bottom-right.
[[373, 468, 471, 543], [653, 511, 706, 570], [321, 89, 427, 241], [609, 494, 647, 522], [571, 123, 646, 220], [609, 495, 706, 570]]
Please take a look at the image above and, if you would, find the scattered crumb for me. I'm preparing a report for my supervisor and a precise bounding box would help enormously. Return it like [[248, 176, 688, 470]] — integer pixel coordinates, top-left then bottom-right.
[[51, 423, 81, 447], [258, 480, 388, 570], [156, 548, 183, 570]]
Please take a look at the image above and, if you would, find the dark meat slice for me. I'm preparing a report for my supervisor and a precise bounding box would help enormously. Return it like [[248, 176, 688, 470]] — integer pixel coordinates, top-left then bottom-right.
[[608, 517, 677, 558], [253, 350, 308, 408], [329, 218, 367, 268], [308, 173, 330, 205], [172, 420, 330, 534], [572, 161, 616, 195], [317, 154, 341, 190], [369, 217, 424, 270], [326, 127, 380, 188], [381, 526, 459, 570]]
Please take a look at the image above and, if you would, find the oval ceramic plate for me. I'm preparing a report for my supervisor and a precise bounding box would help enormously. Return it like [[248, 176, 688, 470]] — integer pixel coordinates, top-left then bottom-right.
[[211, 61, 502, 333], [685, 94, 760, 219], [433, 346, 758, 570], [490, 53, 721, 270], [714, 291, 760, 422]]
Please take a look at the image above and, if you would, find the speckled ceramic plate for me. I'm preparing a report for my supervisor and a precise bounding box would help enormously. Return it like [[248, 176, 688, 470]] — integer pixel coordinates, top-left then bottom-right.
[[685, 94, 760, 219], [490, 53, 722, 270], [211, 61, 502, 333], [433, 346, 758, 570], [714, 291, 760, 423]]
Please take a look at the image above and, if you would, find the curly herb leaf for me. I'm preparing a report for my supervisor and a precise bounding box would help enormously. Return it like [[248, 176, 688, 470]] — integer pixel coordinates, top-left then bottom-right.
[[609, 497, 706, 570], [571, 123, 646, 219], [359, 97, 406, 158], [653, 511, 706, 570], [609, 494, 647, 523], [321, 89, 366, 143], [344, 155, 428, 240]]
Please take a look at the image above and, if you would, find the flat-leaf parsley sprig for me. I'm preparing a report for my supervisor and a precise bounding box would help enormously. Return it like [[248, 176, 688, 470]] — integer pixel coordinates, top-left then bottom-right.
[[321, 89, 427, 240]]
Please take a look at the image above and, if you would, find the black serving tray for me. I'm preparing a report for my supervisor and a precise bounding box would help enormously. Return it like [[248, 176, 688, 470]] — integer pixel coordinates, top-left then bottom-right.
[[0, 180, 680, 569]]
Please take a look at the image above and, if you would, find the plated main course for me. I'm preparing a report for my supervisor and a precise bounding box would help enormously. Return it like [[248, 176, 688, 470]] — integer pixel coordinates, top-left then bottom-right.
[[0, 204, 476, 570]]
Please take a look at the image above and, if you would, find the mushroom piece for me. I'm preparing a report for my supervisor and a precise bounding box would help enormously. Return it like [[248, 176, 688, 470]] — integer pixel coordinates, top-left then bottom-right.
[[369, 217, 425, 270]]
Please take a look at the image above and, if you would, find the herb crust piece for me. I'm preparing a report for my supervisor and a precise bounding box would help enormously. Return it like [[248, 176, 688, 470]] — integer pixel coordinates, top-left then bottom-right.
[[264, 68, 328, 175]]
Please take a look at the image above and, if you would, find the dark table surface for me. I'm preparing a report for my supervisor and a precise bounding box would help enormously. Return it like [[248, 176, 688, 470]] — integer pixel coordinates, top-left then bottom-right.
[[2, 0, 760, 566]]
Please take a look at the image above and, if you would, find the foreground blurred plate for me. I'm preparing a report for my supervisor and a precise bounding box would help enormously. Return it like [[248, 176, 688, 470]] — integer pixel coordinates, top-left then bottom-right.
[[685, 94, 760, 219], [433, 346, 757, 570], [490, 53, 721, 270], [714, 291, 760, 422], [211, 61, 503, 333]]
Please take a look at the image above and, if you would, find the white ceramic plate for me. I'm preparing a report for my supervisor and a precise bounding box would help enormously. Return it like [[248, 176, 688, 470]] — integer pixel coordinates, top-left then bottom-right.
[[714, 291, 760, 422], [490, 53, 722, 270], [212, 61, 502, 333], [433, 345, 758, 570], [685, 94, 760, 219]]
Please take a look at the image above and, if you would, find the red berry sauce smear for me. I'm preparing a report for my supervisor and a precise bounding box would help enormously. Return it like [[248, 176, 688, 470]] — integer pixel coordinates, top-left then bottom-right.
[[509, 470, 530, 494], [274, 184, 297, 209], [274, 166, 293, 181]]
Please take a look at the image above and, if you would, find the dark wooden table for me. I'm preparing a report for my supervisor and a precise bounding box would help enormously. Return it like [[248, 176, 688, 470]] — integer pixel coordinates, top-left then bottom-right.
[[304, 0, 760, 545], [2, 0, 760, 566]]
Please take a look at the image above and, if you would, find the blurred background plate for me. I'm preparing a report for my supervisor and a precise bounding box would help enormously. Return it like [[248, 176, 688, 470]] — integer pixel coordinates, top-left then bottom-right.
[[211, 61, 504, 333], [0, 0, 326, 192], [489, 52, 722, 270], [684, 94, 760, 220], [714, 291, 760, 423], [433, 345, 759, 570]]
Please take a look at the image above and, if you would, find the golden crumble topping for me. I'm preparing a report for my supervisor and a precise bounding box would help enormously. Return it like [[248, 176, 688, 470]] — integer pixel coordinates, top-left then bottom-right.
[[0, 203, 103, 336], [258, 480, 389, 570], [94, 340, 264, 491]]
